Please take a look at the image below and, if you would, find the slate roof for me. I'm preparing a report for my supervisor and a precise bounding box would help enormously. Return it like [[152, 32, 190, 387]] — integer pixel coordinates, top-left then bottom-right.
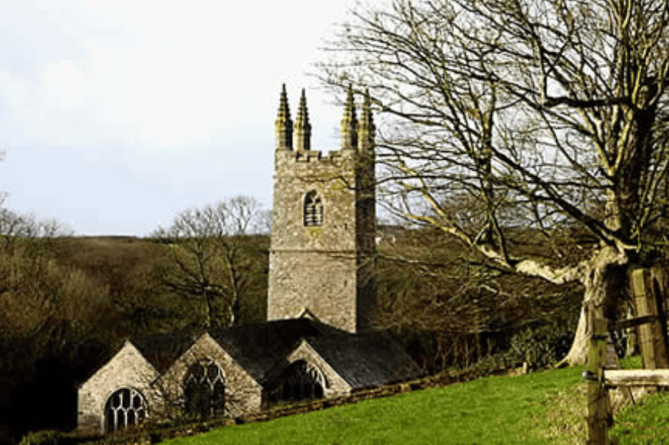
[[82, 318, 421, 390], [132, 329, 203, 372], [303, 331, 423, 389], [207, 318, 343, 384], [209, 318, 421, 388]]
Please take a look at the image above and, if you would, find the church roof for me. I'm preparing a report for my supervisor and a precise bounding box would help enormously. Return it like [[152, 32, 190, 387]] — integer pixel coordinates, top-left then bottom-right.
[[132, 329, 203, 373], [81, 319, 420, 391], [209, 318, 421, 389], [207, 318, 342, 384], [302, 331, 423, 389]]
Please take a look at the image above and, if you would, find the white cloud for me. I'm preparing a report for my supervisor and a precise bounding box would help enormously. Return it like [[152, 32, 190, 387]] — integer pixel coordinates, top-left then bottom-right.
[[40, 59, 88, 111], [2, 0, 356, 150], [0, 0, 379, 234]]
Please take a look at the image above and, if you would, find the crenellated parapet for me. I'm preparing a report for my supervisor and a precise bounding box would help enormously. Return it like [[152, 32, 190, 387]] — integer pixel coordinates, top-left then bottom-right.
[[274, 85, 375, 161]]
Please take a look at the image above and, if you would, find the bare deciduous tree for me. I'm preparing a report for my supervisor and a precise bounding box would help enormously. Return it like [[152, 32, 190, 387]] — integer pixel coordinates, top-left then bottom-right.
[[152, 196, 266, 328], [320, 0, 669, 365]]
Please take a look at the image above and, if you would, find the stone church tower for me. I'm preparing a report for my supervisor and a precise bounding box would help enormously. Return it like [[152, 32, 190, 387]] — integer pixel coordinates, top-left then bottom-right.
[[268, 85, 376, 333]]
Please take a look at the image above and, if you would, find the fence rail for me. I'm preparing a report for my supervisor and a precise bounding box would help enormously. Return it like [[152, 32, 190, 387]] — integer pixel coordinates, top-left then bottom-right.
[[603, 369, 669, 387], [586, 267, 669, 445]]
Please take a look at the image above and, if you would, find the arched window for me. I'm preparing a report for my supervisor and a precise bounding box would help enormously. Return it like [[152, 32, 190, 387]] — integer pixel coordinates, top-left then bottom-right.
[[104, 387, 147, 433], [183, 359, 226, 418], [303, 191, 323, 226], [280, 360, 326, 402]]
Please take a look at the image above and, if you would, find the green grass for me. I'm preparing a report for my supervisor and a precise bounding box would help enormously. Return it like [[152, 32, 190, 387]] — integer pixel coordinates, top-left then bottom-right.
[[157, 355, 669, 444], [620, 355, 643, 369], [161, 366, 588, 445], [608, 355, 669, 444], [610, 391, 669, 444]]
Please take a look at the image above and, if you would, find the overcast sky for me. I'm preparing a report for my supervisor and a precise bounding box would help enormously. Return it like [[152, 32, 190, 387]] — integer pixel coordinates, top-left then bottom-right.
[[0, 0, 374, 236]]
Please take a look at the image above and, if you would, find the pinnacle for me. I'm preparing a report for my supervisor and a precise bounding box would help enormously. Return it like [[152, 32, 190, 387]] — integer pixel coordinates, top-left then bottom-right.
[[276, 84, 292, 125], [294, 88, 311, 151], [342, 85, 358, 125], [360, 89, 374, 129], [275, 84, 293, 150], [341, 85, 358, 150], [295, 89, 310, 129], [358, 89, 375, 150]]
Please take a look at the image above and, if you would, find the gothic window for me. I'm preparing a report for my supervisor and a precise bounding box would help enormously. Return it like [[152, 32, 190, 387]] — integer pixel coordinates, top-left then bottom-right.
[[303, 191, 323, 226], [104, 387, 147, 433], [183, 359, 226, 418], [280, 360, 326, 402]]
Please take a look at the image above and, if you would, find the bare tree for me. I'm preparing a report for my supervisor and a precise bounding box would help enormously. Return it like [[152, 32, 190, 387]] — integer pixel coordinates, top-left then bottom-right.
[[320, 0, 669, 365], [152, 196, 266, 328], [0, 208, 72, 254], [0, 208, 106, 362]]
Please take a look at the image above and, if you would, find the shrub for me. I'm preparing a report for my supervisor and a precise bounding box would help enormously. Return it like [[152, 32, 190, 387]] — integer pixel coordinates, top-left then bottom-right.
[[504, 325, 574, 368], [19, 430, 62, 445]]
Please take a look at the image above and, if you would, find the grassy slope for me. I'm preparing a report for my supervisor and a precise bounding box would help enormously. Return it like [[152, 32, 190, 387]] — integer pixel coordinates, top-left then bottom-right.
[[161, 366, 587, 445], [609, 356, 669, 444], [610, 391, 669, 444]]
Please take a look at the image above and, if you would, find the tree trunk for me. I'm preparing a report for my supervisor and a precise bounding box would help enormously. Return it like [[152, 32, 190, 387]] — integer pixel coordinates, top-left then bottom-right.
[[203, 289, 213, 328], [563, 305, 589, 366], [561, 246, 627, 366]]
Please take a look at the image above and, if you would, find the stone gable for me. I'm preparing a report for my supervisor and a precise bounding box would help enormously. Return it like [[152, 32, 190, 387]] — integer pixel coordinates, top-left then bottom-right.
[[285, 339, 352, 398], [158, 333, 262, 418], [77, 341, 165, 434]]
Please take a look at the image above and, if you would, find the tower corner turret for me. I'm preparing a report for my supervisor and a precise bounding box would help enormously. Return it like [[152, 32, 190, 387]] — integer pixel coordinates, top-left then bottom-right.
[[275, 84, 293, 151]]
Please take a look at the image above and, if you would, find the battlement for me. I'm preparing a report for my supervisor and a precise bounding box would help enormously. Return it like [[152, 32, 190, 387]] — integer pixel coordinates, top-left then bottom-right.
[[279, 148, 354, 163]]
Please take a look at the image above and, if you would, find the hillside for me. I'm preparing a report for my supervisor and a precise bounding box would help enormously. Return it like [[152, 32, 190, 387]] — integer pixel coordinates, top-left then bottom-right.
[[0, 230, 583, 443], [156, 366, 588, 445]]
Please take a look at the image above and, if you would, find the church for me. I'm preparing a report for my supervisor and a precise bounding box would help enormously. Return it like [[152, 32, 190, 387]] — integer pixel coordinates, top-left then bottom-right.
[[75, 86, 421, 434]]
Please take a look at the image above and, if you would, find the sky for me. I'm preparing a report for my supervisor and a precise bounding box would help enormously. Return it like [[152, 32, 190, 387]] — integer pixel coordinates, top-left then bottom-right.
[[0, 0, 373, 236]]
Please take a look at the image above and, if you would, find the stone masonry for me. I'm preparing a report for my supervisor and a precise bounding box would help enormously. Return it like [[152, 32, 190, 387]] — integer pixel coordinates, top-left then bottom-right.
[[286, 339, 353, 398], [157, 333, 263, 419], [268, 86, 376, 333], [77, 342, 166, 434]]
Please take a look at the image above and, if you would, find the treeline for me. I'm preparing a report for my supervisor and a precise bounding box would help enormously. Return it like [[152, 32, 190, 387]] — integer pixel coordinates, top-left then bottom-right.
[[375, 225, 584, 373], [0, 234, 268, 443], [0, 224, 584, 442]]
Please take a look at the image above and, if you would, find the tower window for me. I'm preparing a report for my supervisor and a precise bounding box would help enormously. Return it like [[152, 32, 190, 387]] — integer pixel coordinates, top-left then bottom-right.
[[303, 191, 323, 226]]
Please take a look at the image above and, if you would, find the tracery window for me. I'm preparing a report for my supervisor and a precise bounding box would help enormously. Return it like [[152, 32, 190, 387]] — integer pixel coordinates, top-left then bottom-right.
[[183, 359, 226, 418], [281, 360, 326, 402], [104, 387, 147, 433], [303, 191, 323, 226]]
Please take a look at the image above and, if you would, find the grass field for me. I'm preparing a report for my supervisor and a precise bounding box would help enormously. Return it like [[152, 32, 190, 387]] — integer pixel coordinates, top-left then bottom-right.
[[609, 390, 669, 444], [607, 356, 669, 444], [158, 355, 669, 444], [160, 366, 589, 445]]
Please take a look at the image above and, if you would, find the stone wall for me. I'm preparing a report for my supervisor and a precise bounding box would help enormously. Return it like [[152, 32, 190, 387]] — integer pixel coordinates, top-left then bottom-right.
[[77, 342, 165, 435], [285, 339, 352, 398], [269, 250, 358, 332], [157, 334, 262, 419], [268, 148, 375, 333]]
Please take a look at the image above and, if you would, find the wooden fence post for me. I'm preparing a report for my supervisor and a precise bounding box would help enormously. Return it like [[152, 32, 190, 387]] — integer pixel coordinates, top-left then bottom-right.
[[586, 307, 608, 445], [651, 266, 669, 360], [631, 268, 669, 369]]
